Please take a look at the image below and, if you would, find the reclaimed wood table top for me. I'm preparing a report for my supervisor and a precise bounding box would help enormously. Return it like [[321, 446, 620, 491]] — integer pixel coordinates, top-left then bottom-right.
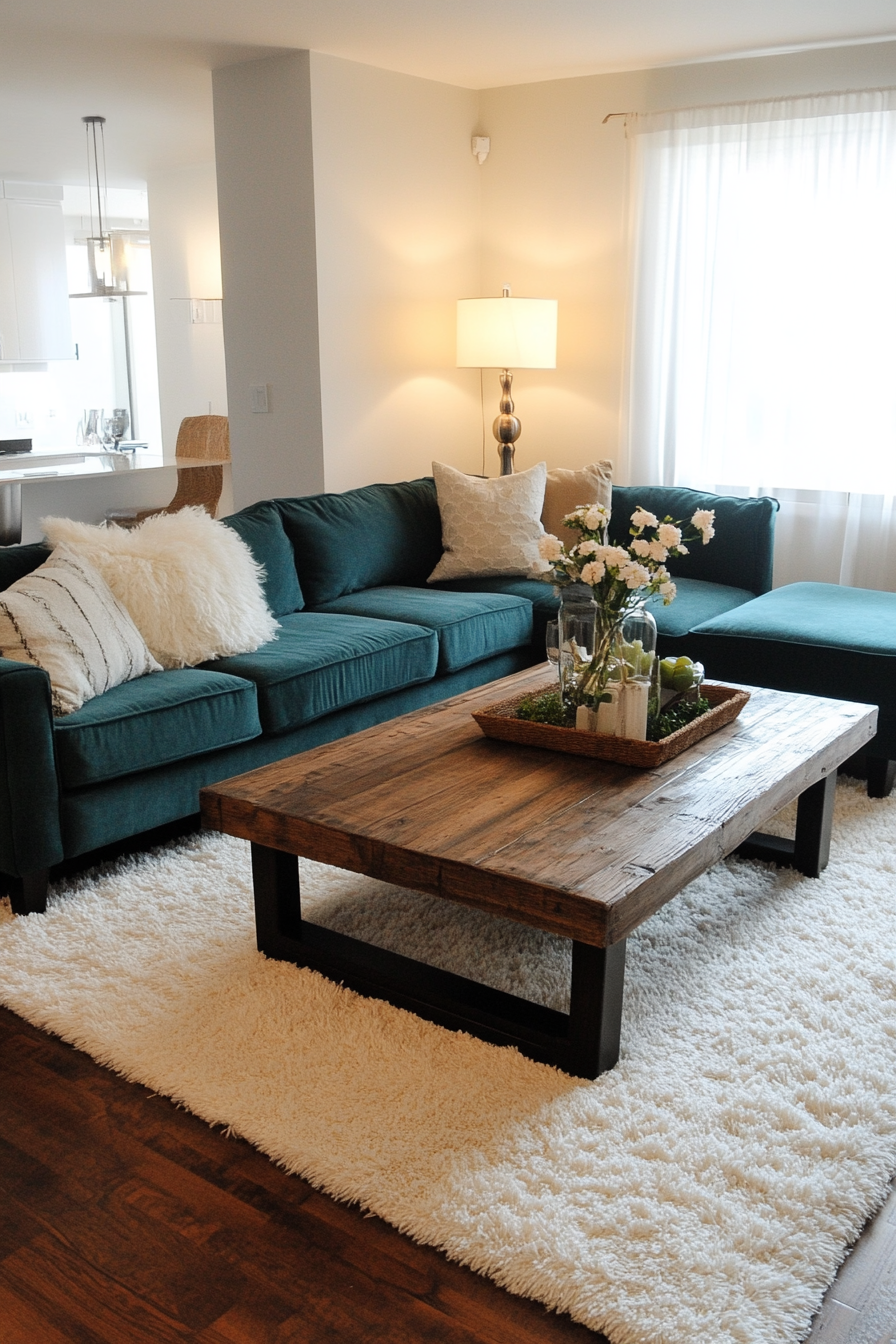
[[200, 666, 877, 950]]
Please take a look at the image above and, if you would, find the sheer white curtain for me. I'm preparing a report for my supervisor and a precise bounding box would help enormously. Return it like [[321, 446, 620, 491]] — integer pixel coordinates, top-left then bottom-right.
[[626, 89, 896, 590]]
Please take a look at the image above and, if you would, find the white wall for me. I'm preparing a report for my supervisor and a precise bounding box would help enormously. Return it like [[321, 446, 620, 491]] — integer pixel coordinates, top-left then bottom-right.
[[309, 54, 482, 489], [213, 50, 484, 503], [147, 161, 232, 516], [479, 39, 896, 485], [211, 37, 896, 507], [147, 164, 228, 441], [478, 77, 630, 480], [213, 52, 325, 509]]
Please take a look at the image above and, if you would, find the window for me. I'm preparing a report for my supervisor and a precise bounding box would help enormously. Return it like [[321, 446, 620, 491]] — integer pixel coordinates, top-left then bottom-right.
[[627, 90, 896, 498]]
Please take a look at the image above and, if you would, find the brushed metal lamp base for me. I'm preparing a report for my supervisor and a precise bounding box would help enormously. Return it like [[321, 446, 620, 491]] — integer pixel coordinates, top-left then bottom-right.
[[493, 370, 521, 475]]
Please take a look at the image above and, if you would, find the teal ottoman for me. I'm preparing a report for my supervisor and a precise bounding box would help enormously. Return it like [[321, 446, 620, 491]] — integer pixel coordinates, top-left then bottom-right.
[[689, 582, 896, 797]]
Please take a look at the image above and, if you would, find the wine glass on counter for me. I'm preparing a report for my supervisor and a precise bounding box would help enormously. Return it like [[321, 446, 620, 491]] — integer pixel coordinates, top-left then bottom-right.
[[102, 408, 130, 448]]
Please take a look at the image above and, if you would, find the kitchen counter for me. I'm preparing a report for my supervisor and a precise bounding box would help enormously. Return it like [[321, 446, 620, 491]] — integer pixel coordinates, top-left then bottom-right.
[[0, 447, 226, 543]]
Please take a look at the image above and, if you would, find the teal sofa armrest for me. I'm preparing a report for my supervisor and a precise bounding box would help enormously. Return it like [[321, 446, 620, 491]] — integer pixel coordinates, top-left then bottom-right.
[[0, 656, 63, 880], [609, 487, 779, 595]]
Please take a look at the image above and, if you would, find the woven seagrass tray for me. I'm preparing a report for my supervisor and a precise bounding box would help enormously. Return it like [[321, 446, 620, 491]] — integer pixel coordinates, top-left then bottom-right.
[[471, 681, 750, 767]]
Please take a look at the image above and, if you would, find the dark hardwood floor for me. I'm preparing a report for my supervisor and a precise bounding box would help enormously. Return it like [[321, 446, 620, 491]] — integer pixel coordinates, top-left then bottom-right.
[[0, 1005, 599, 1343], [0, 1000, 893, 1343]]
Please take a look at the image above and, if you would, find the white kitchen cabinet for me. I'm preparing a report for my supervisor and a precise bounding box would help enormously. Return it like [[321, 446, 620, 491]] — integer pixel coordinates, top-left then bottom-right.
[[0, 201, 18, 362], [0, 184, 73, 363]]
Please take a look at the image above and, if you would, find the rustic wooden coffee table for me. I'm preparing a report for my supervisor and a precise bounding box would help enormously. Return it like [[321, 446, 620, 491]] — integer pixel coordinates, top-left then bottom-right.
[[200, 666, 876, 1079]]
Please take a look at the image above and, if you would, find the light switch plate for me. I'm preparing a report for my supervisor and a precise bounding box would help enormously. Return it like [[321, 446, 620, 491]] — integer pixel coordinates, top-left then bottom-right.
[[250, 384, 269, 413], [191, 299, 222, 325]]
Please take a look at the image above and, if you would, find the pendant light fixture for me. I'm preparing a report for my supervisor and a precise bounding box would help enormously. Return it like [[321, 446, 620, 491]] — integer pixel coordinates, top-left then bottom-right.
[[69, 116, 146, 299]]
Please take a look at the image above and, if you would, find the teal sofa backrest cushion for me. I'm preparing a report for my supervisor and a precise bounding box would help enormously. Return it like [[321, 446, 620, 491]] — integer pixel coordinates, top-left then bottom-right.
[[222, 501, 304, 616], [276, 477, 443, 607], [609, 486, 778, 596], [0, 542, 50, 591]]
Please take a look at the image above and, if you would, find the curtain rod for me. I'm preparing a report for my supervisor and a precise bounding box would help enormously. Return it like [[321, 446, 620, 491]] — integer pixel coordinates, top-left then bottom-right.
[[601, 83, 896, 126]]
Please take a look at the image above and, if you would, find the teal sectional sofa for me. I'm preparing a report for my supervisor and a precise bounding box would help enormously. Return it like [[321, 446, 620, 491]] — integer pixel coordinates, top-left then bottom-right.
[[684, 582, 896, 796], [608, 485, 780, 651], [0, 478, 776, 915]]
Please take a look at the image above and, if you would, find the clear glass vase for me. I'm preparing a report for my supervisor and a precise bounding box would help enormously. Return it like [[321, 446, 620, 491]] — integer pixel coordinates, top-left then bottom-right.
[[614, 607, 658, 740], [558, 589, 626, 721], [558, 590, 595, 713], [619, 607, 657, 682]]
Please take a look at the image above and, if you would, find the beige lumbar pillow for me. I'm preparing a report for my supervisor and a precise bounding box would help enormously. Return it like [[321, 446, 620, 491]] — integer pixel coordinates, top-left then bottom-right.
[[541, 460, 613, 538], [41, 507, 279, 670], [428, 460, 547, 583], [0, 545, 162, 716]]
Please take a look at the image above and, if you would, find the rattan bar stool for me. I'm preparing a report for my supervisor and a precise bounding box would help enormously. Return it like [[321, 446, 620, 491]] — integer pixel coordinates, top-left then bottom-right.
[[106, 415, 230, 529]]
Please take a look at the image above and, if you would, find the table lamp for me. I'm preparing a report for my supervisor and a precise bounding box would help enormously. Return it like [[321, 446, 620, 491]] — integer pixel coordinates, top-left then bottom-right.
[[457, 286, 557, 474]]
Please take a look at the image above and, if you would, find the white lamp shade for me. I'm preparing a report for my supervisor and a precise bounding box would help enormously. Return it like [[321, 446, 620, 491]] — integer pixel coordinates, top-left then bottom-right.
[[456, 296, 557, 369]]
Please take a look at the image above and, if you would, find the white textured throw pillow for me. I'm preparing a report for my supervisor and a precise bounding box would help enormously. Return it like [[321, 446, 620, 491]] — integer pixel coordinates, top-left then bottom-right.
[[428, 460, 547, 583], [42, 508, 279, 670], [0, 545, 162, 716]]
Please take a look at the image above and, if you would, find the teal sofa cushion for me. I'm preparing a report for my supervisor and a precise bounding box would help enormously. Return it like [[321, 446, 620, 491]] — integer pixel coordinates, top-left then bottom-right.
[[58, 648, 533, 861], [431, 575, 559, 649], [222, 500, 304, 615], [693, 581, 896, 654], [432, 572, 753, 648], [313, 586, 532, 673], [203, 612, 438, 734], [276, 478, 442, 606], [690, 582, 896, 756], [645, 577, 757, 639], [54, 668, 262, 789], [609, 487, 778, 596]]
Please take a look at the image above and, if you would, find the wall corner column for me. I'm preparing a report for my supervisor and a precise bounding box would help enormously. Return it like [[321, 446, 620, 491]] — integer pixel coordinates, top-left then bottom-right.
[[213, 50, 325, 508]]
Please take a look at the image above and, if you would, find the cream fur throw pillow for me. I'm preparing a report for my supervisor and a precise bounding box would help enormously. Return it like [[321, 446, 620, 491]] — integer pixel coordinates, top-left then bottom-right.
[[0, 545, 161, 715], [428, 460, 547, 583], [41, 508, 279, 669]]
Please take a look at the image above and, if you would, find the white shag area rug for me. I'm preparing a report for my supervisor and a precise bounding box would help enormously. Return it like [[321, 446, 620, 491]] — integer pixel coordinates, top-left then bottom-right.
[[1, 777, 896, 1344]]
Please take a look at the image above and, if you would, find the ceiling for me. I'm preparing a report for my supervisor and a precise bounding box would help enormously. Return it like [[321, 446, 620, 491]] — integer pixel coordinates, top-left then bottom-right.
[[5, 0, 896, 88], [1, 0, 895, 183]]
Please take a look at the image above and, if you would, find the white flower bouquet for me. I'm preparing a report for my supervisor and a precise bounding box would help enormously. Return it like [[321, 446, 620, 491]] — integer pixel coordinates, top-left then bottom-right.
[[533, 501, 716, 720]]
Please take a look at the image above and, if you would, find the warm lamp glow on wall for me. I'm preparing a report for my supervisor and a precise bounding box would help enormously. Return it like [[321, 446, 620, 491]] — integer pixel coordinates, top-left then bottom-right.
[[457, 286, 557, 474]]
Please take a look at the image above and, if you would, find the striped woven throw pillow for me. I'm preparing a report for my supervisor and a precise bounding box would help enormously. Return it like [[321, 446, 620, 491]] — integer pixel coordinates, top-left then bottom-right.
[[0, 545, 161, 715]]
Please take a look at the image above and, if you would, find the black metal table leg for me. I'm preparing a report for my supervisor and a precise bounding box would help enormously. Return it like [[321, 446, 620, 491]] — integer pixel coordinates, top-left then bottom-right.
[[866, 758, 896, 799], [793, 771, 837, 877], [736, 771, 837, 878], [249, 841, 627, 1079], [568, 939, 627, 1078], [251, 843, 302, 951]]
